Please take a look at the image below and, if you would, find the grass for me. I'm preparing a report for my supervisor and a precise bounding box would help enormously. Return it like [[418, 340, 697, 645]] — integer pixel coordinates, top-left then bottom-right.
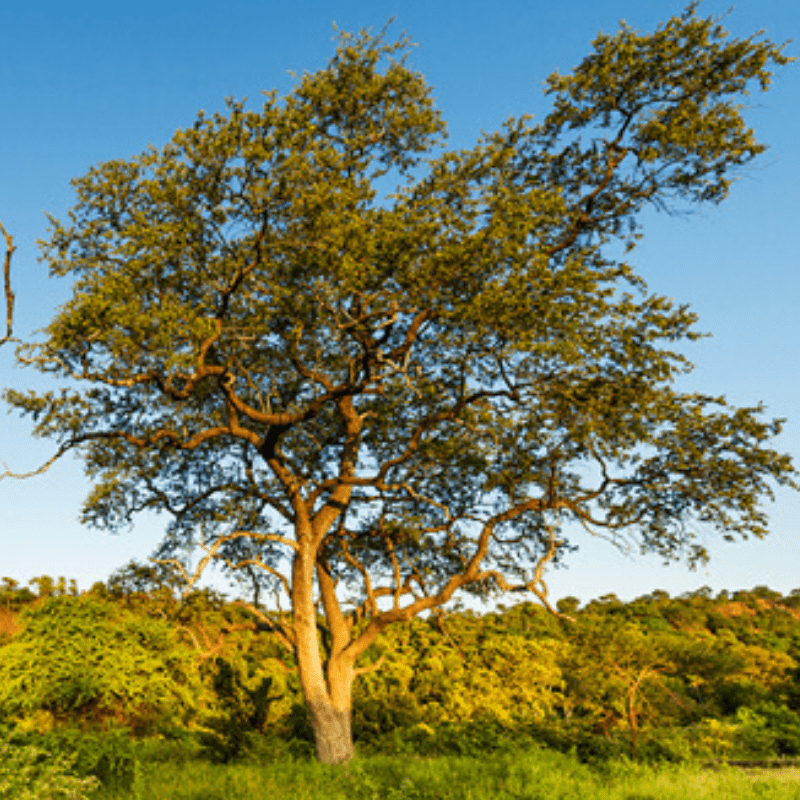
[[5, 728, 800, 799], [82, 746, 800, 800]]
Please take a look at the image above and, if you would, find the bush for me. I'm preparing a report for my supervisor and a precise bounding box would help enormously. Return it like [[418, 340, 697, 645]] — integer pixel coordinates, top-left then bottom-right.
[[734, 706, 777, 758], [133, 729, 204, 764], [0, 731, 100, 799], [764, 705, 800, 756], [635, 728, 695, 764], [572, 731, 629, 764], [268, 702, 316, 760], [734, 703, 800, 757], [195, 655, 290, 762], [6, 724, 137, 792], [356, 715, 537, 759], [0, 594, 210, 735], [351, 617, 564, 740]]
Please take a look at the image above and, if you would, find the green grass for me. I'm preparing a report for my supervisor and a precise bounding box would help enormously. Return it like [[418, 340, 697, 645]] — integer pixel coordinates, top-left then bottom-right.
[[86, 747, 800, 800], [5, 729, 800, 799]]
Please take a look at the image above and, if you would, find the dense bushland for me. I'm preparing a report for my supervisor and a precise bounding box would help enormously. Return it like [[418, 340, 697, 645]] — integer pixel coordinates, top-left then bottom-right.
[[1, 571, 800, 794]]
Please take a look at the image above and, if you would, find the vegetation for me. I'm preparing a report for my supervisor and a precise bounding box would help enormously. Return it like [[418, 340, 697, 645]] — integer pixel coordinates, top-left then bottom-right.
[[1, 3, 796, 764], [6, 743, 800, 800], [2, 573, 800, 796], [0, 735, 100, 800], [0, 594, 210, 737]]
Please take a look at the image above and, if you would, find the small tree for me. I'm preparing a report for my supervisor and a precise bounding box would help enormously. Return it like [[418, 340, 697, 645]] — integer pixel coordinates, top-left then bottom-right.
[[105, 557, 186, 603], [2, 6, 796, 763]]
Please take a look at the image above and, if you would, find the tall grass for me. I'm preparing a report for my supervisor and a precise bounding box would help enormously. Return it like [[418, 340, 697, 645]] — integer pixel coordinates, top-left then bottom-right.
[[4, 727, 800, 800], [89, 744, 800, 800]]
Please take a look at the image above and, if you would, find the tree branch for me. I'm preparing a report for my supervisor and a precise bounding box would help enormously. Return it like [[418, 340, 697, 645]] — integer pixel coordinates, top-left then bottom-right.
[[0, 221, 16, 349], [228, 598, 297, 656]]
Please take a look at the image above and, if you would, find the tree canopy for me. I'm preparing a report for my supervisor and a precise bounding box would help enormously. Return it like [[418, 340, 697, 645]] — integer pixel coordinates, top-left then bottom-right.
[[2, 4, 796, 763]]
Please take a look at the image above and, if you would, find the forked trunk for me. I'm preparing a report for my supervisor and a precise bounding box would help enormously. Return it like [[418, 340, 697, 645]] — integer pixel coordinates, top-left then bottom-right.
[[292, 543, 358, 763], [294, 576, 356, 763]]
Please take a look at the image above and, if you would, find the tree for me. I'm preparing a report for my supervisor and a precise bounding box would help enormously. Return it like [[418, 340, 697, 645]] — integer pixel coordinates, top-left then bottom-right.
[[561, 610, 695, 760], [1, 6, 796, 764], [105, 557, 187, 602]]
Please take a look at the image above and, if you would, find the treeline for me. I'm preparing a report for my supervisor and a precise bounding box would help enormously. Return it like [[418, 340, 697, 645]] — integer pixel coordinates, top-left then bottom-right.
[[1, 564, 800, 763]]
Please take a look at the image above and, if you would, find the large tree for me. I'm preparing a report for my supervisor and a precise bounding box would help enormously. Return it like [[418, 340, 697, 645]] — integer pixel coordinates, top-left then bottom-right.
[[2, 5, 797, 763]]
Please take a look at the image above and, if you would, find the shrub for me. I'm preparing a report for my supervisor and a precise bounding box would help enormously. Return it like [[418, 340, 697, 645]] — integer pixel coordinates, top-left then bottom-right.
[[351, 617, 564, 737], [683, 717, 738, 759], [0, 731, 100, 799], [733, 706, 777, 758], [196, 656, 283, 762], [0, 594, 210, 735], [6, 725, 138, 792], [734, 703, 800, 757], [356, 715, 538, 759]]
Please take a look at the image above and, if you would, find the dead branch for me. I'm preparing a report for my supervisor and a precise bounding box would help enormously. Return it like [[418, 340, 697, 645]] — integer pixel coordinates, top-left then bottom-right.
[[0, 221, 16, 349], [173, 621, 227, 662]]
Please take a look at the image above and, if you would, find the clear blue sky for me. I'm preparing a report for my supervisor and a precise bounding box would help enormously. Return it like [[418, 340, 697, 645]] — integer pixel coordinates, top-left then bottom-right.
[[1, 0, 798, 610]]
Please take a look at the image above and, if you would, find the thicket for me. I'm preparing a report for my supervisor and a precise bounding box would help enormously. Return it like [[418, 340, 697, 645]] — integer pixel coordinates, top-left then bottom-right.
[[1, 570, 800, 793]]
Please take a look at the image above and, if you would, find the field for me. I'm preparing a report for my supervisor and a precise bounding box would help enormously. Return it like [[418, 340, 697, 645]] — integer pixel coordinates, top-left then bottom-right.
[[90, 751, 800, 800], [5, 718, 800, 800]]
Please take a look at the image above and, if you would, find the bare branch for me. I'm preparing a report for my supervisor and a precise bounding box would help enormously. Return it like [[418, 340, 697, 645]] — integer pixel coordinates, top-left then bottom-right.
[[172, 621, 227, 662], [339, 533, 379, 617], [344, 584, 417, 630], [0, 221, 16, 349], [353, 653, 385, 678], [152, 529, 298, 601], [149, 557, 205, 599], [1, 448, 69, 481], [475, 523, 574, 620], [229, 598, 297, 656]]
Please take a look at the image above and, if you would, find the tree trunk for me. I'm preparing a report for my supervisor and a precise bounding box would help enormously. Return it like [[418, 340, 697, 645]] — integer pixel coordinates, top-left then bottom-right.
[[299, 657, 355, 763], [307, 696, 354, 764], [293, 554, 356, 763]]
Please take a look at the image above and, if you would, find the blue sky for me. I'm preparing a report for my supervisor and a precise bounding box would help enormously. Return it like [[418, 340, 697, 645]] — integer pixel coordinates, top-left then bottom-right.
[[1, 0, 798, 610]]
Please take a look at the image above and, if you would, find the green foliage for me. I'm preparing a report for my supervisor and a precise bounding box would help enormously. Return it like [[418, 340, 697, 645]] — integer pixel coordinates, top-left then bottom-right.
[[0, 731, 100, 800], [0, 577, 35, 611], [785, 666, 800, 711], [105, 557, 186, 608], [357, 715, 541, 760], [198, 656, 282, 762], [1, 5, 797, 763], [4, 571, 800, 775], [133, 728, 204, 763], [731, 703, 800, 758], [351, 615, 564, 739], [5, 572, 800, 766], [27, 576, 78, 599], [21, 743, 800, 800], [0, 594, 210, 735], [5, 725, 137, 792]]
